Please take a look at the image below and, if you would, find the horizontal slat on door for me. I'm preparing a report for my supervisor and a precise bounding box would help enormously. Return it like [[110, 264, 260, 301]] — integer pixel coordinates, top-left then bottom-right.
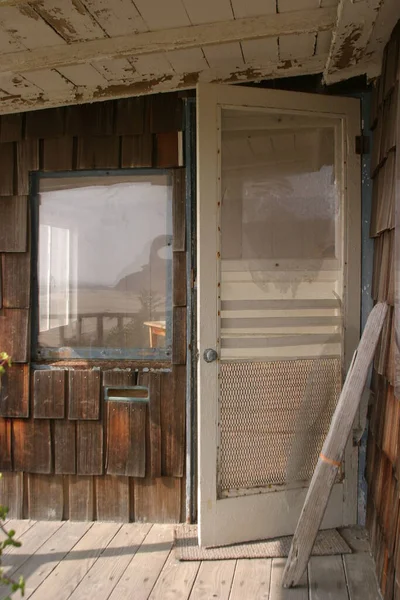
[[222, 281, 339, 300], [220, 259, 342, 360]]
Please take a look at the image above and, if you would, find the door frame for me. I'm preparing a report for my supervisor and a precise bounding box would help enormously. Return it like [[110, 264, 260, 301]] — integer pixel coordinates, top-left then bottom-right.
[[196, 83, 361, 547]]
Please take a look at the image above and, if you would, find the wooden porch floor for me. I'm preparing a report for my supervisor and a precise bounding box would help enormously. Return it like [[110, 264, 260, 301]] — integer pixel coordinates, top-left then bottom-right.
[[1, 521, 381, 600]]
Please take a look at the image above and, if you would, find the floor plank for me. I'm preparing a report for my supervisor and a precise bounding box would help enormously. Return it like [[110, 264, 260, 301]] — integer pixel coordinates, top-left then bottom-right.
[[69, 523, 152, 600], [0, 520, 63, 577], [229, 559, 272, 600], [1, 520, 36, 553], [308, 556, 349, 600], [108, 524, 174, 600], [149, 551, 200, 599], [10, 521, 93, 600], [189, 560, 236, 599], [343, 554, 382, 599], [270, 558, 308, 599], [338, 527, 371, 553], [29, 522, 122, 600]]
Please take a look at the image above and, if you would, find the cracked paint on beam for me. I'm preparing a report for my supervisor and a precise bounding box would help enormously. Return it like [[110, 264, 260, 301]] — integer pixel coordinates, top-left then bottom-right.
[[0, 7, 336, 76], [0, 54, 327, 115], [324, 0, 383, 83]]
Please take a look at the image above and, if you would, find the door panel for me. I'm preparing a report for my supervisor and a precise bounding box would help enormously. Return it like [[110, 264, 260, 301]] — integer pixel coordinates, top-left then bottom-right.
[[197, 84, 360, 547]]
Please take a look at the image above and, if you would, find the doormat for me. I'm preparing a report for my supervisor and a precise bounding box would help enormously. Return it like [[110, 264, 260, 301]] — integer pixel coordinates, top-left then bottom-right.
[[174, 525, 351, 561]]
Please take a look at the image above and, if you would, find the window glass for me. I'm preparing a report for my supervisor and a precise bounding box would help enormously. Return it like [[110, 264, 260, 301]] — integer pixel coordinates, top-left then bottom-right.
[[35, 173, 173, 359]]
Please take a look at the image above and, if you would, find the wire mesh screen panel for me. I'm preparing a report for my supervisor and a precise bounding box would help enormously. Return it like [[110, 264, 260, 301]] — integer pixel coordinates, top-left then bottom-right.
[[218, 358, 342, 495]]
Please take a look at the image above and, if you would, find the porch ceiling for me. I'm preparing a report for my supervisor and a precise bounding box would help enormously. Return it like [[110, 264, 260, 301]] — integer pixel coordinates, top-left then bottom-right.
[[0, 0, 397, 114]]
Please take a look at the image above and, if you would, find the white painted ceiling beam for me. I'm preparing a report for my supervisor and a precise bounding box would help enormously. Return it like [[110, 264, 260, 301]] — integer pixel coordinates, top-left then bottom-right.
[[0, 53, 327, 115], [0, 6, 336, 75], [323, 0, 383, 83]]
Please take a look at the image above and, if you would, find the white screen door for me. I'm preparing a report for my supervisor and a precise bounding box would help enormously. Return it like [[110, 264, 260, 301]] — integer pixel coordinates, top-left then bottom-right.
[[197, 83, 360, 547]]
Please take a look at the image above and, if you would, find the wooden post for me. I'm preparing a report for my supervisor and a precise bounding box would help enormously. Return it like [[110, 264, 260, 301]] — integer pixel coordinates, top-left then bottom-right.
[[282, 302, 388, 588]]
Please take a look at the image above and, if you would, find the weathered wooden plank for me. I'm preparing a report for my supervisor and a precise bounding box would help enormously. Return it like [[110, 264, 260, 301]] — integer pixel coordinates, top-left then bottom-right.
[[106, 400, 146, 477], [0, 113, 22, 142], [0, 473, 23, 518], [161, 367, 185, 477], [324, 0, 383, 82], [68, 370, 101, 420], [343, 553, 380, 600], [172, 306, 187, 364], [338, 526, 372, 553], [14, 521, 93, 600], [95, 475, 130, 522], [68, 476, 93, 521], [0, 418, 12, 471], [0, 196, 28, 252], [76, 421, 103, 475], [13, 419, 52, 474], [102, 369, 137, 386], [0, 363, 29, 418], [173, 251, 187, 307], [34, 0, 107, 43], [33, 369, 66, 419], [42, 138, 74, 171], [25, 106, 65, 138], [148, 551, 199, 599], [0, 520, 64, 589], [229, 558, 272, 600], [69, 523, 151, 600], [173, 169, 185, 252], [28, 522, 121, 600], [282, 302, 388, 587], [149, 372, 162, 478], [26, 474, 64, 520], [58, 62, 108, 88], [156, 132, 179, 167], [134, 0, 190, 30], [54, 420, 76, 474], [65, 102, 114, 136], [270, 557, 308, 599], [0, 308, 29, 362], [308, 556, 348, 600], [279, 32, 316, 61], [76, 136, 120, 169], [115, 97, 146, 134], [134, 476, 182, 523], [24, 68, 76, 96], [82, 0, 148, 36], [121, 134, 153, 167], [0, 4, 65, 49], [16, 139, 39, 195], [0, 55, 329, 116], [1, 252, 30, 308], [190, 559, 236, 600], [0, 143, 14, 196], [0, 7, 336, 75], [108, 524, 174, 600]]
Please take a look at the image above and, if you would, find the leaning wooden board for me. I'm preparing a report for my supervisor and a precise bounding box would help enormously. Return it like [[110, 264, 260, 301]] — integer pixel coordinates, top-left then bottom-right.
[[282, 302, 388, 588]]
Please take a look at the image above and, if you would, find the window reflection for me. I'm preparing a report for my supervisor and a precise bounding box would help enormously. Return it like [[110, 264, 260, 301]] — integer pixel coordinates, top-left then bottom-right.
[[37, 174, 172, 357]]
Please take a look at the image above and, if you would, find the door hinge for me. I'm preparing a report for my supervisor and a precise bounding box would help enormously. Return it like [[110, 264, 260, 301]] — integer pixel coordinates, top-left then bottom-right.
[[355, 135, 370, 155]]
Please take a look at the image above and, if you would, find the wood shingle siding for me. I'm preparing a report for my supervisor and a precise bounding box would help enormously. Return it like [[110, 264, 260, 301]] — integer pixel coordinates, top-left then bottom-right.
[[0, 91, 188, 522], [366, 22, 400, 600]]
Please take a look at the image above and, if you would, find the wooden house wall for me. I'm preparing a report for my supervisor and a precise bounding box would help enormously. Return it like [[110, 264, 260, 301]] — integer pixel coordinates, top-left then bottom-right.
[[366, 23, 400, 600], [0, 91, 188, 523]]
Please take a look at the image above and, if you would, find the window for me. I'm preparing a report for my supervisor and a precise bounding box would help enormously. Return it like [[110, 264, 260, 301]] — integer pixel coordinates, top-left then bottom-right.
[[32, 171, 173, 360]]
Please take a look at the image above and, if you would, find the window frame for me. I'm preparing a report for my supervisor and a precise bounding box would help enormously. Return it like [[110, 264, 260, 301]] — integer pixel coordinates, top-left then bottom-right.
[[31, 168, 174, 362]]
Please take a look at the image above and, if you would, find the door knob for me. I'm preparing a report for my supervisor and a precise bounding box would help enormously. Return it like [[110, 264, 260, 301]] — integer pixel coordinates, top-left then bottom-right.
[[203, 348, 218, 363]]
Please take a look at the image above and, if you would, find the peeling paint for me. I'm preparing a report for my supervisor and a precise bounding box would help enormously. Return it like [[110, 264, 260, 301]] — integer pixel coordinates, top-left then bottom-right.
[[333, 25, 363, 70], [279, 59, 293, 70]]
